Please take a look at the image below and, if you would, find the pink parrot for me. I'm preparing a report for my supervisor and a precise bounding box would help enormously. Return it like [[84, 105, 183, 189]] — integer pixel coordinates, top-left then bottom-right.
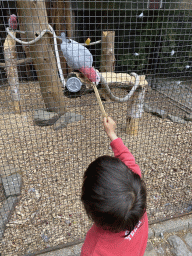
[[8, 14, 18, 30]]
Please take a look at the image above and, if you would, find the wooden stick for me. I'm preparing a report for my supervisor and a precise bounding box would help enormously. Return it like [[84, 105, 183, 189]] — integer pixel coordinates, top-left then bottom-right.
[[4, 31, 21, 114], [0, 57, 32, 68], [126, 117, 140, 136], [91, 82, 108, 118]]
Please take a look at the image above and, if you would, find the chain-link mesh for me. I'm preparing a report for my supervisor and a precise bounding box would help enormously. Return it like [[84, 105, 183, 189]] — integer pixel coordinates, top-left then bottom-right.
[[0, 1, 192, 255]]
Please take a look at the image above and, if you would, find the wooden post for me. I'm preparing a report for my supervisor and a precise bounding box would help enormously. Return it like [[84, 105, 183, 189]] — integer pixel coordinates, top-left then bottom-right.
[[64, 0, 73, 39], [4, 31, 21, 114], [16, 0, 67, 115], [46, 0, 68, 77], [100, 31, 115, 100], [100, 31, 115, 72], [64, 0, 74, 74], [126, 87, 146, 136]]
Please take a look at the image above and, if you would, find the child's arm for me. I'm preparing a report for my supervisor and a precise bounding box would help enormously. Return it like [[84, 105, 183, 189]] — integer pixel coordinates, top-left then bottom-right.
[[103, 117, 141, 177]]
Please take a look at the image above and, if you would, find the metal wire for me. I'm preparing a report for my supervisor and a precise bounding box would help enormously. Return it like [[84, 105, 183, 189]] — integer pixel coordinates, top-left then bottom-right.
[[0, 1, 192, 255]]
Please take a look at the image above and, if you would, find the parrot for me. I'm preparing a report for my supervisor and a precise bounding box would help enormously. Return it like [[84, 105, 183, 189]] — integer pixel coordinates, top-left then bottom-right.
[[60, 33, 100, 85], [8, 14, 18, 30], [85, 38, 91, 45]]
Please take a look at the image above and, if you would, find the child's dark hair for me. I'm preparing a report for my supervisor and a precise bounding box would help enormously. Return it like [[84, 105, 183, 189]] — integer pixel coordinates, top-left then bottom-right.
[[81, 155, 147, 234]]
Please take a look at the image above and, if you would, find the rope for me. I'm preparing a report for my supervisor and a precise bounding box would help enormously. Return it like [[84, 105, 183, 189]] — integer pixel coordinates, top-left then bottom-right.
[[6, 26, 66, 87], [6, 27, 100, 46], [6, 26, 141, 102], [5, 26, 101, 88], [99, 72, 141, 103], [81, 40, 101, 46], [48, 25, 65, 88], [6, 27, 52, 45]]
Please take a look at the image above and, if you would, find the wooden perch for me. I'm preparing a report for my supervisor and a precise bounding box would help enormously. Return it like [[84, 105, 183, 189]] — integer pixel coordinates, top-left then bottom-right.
[[99, 72, 148, 102], [17, 0, 67, 115], [0, 57, 32, 68], [98, 72, 148, 136], [4, 30, 21, 114], [100, 31, 115, 72]]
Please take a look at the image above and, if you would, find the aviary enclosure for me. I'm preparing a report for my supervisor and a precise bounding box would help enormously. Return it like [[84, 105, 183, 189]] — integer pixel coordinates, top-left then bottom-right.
[[0, 0, 192, 255]]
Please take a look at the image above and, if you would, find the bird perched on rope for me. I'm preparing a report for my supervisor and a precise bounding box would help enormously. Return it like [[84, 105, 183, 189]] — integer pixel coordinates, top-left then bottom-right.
[[8, 14, 18, 30], [60, 33, 100, 85], [85, 38, 91, 45]]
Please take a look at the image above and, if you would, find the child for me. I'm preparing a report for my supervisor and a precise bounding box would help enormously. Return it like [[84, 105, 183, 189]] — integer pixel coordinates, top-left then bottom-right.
[[81, 117, 148, 256]]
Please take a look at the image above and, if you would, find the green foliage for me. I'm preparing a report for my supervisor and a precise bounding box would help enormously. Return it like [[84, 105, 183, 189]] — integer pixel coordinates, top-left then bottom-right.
[[113, 10, 192, 76], [78, 9, 192, 76]]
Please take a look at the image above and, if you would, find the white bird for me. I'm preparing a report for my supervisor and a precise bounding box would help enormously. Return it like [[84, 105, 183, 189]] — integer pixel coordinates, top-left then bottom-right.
[[138, 12, 144, 18], [60, 33, 100, 84], [176, 81, 181, 85], [171, 50, 175, 56], [134, 52, 140, 56], [185, 65, 190, 69]]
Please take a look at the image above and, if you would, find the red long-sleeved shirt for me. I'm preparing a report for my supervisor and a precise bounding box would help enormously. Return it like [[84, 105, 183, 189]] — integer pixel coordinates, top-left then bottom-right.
[[81, 138, 148, 256]]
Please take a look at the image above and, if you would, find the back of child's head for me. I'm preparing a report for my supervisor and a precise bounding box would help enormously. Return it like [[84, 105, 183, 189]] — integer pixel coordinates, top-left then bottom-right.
[[81, 155, 147, 234]]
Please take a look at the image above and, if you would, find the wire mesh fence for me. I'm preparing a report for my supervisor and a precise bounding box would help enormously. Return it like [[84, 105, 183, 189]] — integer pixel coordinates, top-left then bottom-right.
[[0, 1, 192, 255]]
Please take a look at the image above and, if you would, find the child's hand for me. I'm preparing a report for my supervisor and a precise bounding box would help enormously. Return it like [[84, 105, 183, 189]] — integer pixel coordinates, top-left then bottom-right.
[[103, 117, 118, 141]]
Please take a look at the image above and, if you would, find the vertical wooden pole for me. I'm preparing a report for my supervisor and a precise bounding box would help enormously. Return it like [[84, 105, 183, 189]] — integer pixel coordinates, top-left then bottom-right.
[[64, 0, 74, 74], [100, 31, 115, 72], [46, 0, 67, 77], [4, 31, 21, 114], [100, 31, 115, 101], [64, 0, 73, 38], [16, 0, 67, 115]]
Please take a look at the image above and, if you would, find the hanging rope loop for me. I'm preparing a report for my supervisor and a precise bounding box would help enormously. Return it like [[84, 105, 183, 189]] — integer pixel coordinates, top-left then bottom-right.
[[5, 26, 141, 102]]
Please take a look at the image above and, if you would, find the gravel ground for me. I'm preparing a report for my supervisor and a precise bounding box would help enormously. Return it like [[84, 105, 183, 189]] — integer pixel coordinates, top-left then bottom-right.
[[0, 81, 191, 256], [0, 184, 6, 208]]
